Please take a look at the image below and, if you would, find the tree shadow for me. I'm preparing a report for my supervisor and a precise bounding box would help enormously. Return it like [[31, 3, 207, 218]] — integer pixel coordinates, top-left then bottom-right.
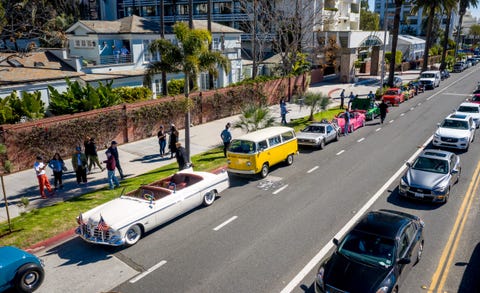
[[457, 242, 480, 292]]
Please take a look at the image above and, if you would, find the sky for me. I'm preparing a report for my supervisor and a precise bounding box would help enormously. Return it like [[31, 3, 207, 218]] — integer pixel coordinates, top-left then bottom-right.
[[367, 0, 480, 20]]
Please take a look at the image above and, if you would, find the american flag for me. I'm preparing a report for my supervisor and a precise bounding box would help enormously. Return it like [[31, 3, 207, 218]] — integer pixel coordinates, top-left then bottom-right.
[[97, 215, 109, 231], [77, 213, 85, 225]]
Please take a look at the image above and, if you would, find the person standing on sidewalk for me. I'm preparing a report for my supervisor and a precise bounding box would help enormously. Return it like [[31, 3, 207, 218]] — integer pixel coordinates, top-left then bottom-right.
[[86, 137, 104, 173], [48, 152, 65, 190], [72, 146, 88, 185], [339, 89, 345, 109], [169, 124, 179, 159], [220, 122, 232, 157], [343, 109, 350, 136], [348, 92, 355, 110], [175, 142, 190, 171], [34, 156, 54, 198], [379, 100, 389, 124], [104, 150, 120, 190], [108, 141, 124, 179], [157, 125, 167, 158], [280, 98, 288, 125]]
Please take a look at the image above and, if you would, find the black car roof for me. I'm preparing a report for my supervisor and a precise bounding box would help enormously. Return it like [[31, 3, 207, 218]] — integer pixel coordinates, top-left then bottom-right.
[[353, 210, 412, 239]]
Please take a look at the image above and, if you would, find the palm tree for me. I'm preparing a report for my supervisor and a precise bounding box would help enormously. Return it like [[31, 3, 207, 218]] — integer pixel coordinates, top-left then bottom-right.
[[455, 0, 479, 59], [412, 0, 441, 71], [234, 104, 276, 133], [144, 22, 230, 160], [440, 1, 457, 70], [303, 92, 330, 121], [387, 0, 403, 87]]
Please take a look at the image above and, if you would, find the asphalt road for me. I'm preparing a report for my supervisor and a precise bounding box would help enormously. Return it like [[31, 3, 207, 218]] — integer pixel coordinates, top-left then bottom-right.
[[35, 65, 480, 293]]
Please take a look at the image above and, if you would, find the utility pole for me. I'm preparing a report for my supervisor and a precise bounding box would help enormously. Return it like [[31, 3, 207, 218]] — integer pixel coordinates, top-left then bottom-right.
[[160, 0, 168, 96], [184, 0, 194, 161], [252, 0, 257, 79]]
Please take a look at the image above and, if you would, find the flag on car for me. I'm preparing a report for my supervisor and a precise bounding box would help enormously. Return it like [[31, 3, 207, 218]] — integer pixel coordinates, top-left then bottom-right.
[[97, 215, 109, 231], [77, 213, 85, 225]]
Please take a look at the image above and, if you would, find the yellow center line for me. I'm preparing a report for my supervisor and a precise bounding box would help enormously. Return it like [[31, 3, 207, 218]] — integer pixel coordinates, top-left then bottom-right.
[[428, 160, 480, 292]]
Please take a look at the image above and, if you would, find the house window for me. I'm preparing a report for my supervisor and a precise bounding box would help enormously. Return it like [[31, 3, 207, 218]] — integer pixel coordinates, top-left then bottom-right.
[[178, 4, 189, 15], [195, 3, 207, 15], [143, 6, 156, 16], [74, 39, 96, 48]]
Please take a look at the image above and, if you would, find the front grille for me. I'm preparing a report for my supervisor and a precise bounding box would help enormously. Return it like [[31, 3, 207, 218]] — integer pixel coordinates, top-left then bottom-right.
[[325, 285, 348, 293], [441, 137, 458, 142], [409, 187, 431, 194], [80, 224, 111, 241]]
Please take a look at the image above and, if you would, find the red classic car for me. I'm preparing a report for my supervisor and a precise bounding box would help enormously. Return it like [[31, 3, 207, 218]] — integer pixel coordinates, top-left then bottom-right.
[[470, 93, 480, 104], [382, 88, 405, 106], [333, 111, 366, 134]]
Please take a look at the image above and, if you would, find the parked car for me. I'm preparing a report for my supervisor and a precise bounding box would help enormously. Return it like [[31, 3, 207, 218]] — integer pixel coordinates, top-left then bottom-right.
[[440, 69, 450, 80], [296, 122, 340, 149], [470, 93, 480, 104], [314, 209, 424, 293], [383, 76, 403, 88], [418, 70, 441, 89], [399, 149, 460, 203], [76, 168, 230, 246], [351, 97, 380, 120], [333, 111, 366, 134], [455, 102, 480, 128], [433, 113, 476, 150], [408, 80, 425, 95], [382, 88, 405, 106], [467, 58, 478, 66], [0, 246, 44, 293], [453, 62, 466, 72]]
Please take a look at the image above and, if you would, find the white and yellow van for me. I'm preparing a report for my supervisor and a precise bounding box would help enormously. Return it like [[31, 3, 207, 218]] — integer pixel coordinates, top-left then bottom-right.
[[227, 126, 298, 178]]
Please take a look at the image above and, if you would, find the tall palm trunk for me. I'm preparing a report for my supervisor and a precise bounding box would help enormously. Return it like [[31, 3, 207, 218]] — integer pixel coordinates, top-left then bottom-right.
[[422, 3, 436, 71], [160, 0, 168, 96], [207, 0, 214, 89], [455, 13, 465, 60], [185, 0, 194, 161], [388, 0, 402, 87], [440, 9, 452, 70]]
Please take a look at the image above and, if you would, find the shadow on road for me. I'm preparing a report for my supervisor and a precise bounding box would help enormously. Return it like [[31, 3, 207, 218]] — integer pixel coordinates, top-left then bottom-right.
[[458, 242, 480, 293]]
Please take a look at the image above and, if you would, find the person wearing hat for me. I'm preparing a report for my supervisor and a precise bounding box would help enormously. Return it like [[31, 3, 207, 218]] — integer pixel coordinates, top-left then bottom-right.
[[175, 141, 190, 170], [169, 124, 179, 159], [107, 140, 124, 179], [71, 146, 88, 185], [33, 155, 54, 198], [103, 150, 120, 190], [220, 122, 232, 157]]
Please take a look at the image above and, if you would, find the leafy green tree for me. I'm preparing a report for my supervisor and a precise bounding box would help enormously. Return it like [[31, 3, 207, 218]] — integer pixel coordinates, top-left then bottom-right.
[[456, 0, 479, 58], [0, 91, 45, 124], [360, 9, 379, 31], [144, 21, 230, 160], [234, 104, 276, 133], [303, 92, 330, 121], [112, 87, 153, 103], [469, 24, 480, 45], [440, 1, 457, 70]]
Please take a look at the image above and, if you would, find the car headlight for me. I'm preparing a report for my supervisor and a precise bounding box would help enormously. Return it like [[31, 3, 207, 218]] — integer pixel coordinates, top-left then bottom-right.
[[375, 286, 389, 293], [459, 137, 468, 142], [434, 133, 441, 139], [400, 177, 408, 189], [316, 266, 325, 289], [227, 159, 231, 164], [433, 185, 447, 194], [246, 161, 251, 166]]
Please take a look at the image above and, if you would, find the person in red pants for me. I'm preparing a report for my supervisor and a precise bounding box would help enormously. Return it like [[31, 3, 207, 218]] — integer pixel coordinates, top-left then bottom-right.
[[34, 156, 54, 199]]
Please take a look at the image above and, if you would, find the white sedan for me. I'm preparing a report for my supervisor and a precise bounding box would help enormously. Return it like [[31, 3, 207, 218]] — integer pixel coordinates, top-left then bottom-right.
[[75, 168, 229, 246], [455, 102, 480, 128]]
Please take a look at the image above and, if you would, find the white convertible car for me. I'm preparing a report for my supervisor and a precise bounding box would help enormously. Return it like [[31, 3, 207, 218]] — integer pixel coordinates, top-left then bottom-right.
[[75, 168, 229, 246]]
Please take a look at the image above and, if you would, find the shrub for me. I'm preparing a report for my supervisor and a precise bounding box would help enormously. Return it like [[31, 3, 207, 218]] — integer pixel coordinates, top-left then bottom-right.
[[113, 86, 153, 103], [167, 79, 185, 95]]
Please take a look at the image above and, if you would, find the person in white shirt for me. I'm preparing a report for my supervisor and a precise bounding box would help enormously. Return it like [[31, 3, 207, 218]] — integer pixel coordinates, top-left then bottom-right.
[[34, 156, 54, 198]]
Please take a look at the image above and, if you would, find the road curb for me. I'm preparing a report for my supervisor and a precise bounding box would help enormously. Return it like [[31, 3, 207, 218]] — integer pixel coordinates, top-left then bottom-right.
[[25, 228, 76, 253], [328, 88, 342, 99]]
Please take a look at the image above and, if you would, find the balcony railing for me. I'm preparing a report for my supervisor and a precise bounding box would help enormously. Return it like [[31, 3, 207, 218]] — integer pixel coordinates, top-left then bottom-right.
[[99, 54, 133, 65]]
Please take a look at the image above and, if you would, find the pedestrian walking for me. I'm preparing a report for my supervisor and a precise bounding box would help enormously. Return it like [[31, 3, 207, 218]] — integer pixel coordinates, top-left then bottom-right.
[[339, 89, 345, 109], [104, 150, 120, 190], [71, 146, 88, 185], [86, 137, 104, 172], [175, 142, 190, 171], [169, 124, 179, 159], [107, 141, 124, 179], [157, 125, 167, 157], [34, 156, 54, 198], [220, 122, 232, 157], [48, 152, 66, 190], [348, 91, 355, 110], [280, 98, 288, 125], [344, 109, 350, 135], [379, 100, 389, 124]]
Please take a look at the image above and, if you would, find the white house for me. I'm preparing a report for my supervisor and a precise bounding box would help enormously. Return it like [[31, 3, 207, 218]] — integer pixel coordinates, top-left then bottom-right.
[[387, 35, 425, 62]]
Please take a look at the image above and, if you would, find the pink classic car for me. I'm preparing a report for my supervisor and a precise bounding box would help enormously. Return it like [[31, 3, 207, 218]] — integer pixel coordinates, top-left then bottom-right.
[[333, 111, 366, 134]]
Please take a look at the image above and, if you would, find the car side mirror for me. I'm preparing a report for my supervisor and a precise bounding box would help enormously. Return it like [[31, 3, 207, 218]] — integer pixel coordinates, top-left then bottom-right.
[[437, 123, 441, 127], [406, 162, 411, 168], [332, 238, 339, 246], [398, 257, 411, 265], [451, 169, 459, 174]]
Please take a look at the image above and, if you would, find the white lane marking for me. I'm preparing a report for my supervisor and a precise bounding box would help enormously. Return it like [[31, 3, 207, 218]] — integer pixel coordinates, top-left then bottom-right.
[[389, 120, 394, 124], [273, 184, 289, 195], [400, 113, 405, 116], [418, 102, 422, 105], [336, 150, 345, 156], [307, 166, 319, 173], [427, 96, 432, 100], [129, 260, 167, 283], [357, 137, 365, 142], [213, 216, 238, 231], [280, 135, 433, 293], [410, 107, 415, 111], [375, 128, 381, 132], [444, 92, 471, 96]]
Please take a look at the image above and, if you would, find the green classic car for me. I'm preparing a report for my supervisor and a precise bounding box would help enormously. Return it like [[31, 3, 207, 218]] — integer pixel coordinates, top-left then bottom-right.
[[351, 97, 379, 121]]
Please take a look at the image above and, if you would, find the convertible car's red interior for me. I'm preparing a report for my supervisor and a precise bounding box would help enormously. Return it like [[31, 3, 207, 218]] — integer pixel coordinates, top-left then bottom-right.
[[128, 173, 204, 200]]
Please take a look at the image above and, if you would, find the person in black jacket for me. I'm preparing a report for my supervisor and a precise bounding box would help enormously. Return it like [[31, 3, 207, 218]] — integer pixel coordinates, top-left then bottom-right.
[[107, 141, 124, 179], [175, 142, 190, 171], [86, 137, 104, 172], [379, 100, 389, 124]]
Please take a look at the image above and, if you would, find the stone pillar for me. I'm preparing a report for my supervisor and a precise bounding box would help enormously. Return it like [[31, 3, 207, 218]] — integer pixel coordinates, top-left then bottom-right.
[[371, 46, 380, 76], [339, 48, 357, 83]]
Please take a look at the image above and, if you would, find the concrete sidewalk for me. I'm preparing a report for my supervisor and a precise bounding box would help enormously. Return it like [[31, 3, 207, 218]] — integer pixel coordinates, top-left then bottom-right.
[[0, 70, 421, 224]]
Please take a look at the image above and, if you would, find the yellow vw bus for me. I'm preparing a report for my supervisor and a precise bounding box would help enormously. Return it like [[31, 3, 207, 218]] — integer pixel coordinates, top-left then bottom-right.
[[227, 126, 298, 178]]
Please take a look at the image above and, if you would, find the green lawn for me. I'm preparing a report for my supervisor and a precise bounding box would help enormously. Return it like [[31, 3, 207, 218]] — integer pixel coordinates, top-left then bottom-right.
[[0, 107, 344, 248]]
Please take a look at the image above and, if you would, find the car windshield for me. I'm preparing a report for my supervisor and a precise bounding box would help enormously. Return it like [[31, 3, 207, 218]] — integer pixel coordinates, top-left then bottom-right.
[[441, 119, 469, 130], [385, 90, 398, 95], [473, 95, 480, 102], [229, 140, 256, 154], [303, 125, 325, 133], [412, 156, 449, 174], [421, 73, 435, 78], [338, 230, 395, 268], [457, 106, 479, 113]]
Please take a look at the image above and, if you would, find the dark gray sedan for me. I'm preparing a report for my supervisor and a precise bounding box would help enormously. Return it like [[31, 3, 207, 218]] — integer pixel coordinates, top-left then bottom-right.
[[399, 149, 461, 203], [296, 122, 340, 149]]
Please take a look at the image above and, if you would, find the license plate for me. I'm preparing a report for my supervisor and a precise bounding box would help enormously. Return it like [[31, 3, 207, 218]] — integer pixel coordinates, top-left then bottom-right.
[[414, 193, 424, 198]]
